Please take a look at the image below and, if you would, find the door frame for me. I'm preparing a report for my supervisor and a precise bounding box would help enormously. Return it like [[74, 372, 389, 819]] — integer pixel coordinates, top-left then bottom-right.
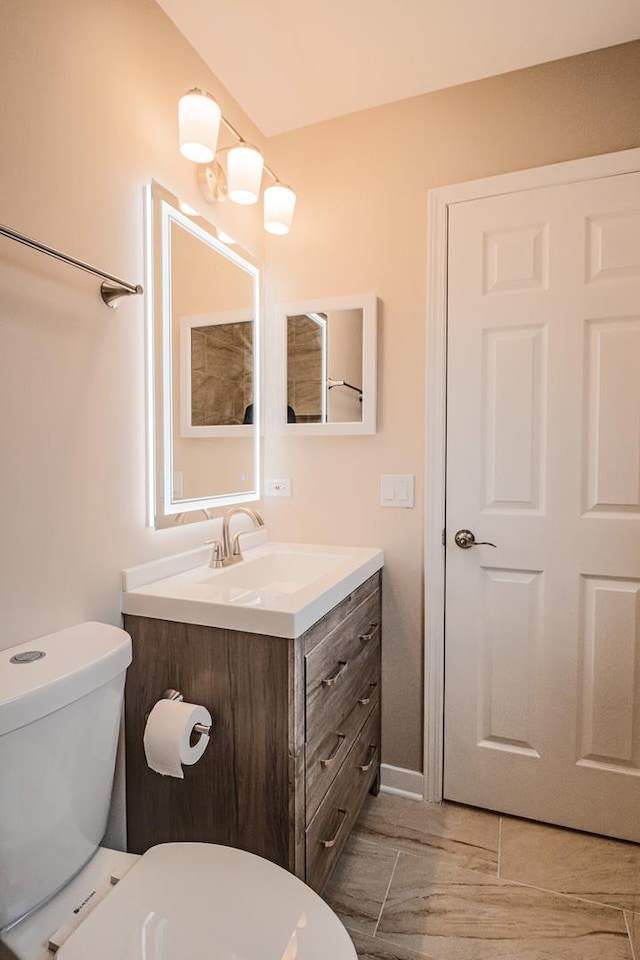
[[423, 146, 640, 803]]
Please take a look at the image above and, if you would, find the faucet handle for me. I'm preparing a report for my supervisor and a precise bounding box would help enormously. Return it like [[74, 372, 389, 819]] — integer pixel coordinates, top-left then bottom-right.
[[231, 532, 244, 560], [204, 538, 224, 568]]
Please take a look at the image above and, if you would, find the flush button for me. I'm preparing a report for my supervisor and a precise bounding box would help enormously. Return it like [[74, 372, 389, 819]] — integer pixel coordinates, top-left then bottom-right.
[[10, 650, 46, 664]]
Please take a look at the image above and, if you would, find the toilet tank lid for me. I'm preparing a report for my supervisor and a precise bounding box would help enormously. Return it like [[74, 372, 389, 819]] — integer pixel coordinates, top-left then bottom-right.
[[0, 622, 132, 736]]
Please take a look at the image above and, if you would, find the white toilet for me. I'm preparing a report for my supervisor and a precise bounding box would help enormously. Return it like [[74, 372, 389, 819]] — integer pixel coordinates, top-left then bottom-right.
[[0, 622, 357, 959]]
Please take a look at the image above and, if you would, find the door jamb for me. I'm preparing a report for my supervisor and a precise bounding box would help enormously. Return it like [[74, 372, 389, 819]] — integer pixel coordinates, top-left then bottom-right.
[[423, 147, 640, 803]]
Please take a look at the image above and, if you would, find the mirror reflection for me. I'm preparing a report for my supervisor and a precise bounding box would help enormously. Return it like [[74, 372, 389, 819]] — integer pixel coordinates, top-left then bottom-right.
[[147, 182, 260, 527], [287, 309, 363, 424], [276, 294, 377, 436], [181, 316, 254, 432]]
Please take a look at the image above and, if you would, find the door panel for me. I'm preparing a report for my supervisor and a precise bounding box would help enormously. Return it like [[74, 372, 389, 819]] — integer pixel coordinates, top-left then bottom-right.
[[444, 171, 640, 840], [478, 565, 542, 754], [482, 324, 547, 512], [577, 576, 640, 770], [584, 317, 640, 514]]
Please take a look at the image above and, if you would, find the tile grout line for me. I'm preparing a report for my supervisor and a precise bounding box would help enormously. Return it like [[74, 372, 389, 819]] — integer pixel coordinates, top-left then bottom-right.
[[496, 874, 633, 914], [625, 911, 637, 960], [367, 929, 435, 960], [351, 831, 402, 856], [372, 848, 400, 939]]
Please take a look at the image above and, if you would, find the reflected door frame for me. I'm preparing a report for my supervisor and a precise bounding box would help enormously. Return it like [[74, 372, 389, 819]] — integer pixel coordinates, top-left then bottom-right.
[[423, 146, 640, 804]]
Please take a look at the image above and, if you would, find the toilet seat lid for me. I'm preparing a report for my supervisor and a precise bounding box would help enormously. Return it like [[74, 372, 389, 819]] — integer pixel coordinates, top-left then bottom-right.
[[57, 842, 356, 959]]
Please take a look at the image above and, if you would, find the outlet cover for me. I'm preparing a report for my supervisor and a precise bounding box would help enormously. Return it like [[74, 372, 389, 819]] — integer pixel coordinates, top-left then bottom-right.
[[266, 478, 292, 497]]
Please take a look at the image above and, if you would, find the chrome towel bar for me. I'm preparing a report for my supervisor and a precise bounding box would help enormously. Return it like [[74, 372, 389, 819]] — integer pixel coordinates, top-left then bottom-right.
[[0, 222, 143, 307]]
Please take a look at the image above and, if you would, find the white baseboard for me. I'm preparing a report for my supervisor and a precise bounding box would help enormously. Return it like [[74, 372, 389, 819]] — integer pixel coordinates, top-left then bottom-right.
[[380, 763, 425, 801]]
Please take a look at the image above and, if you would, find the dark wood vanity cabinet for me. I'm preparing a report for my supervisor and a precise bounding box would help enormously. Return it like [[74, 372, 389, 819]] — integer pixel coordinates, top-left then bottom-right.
[[123, 570, 381, 892]]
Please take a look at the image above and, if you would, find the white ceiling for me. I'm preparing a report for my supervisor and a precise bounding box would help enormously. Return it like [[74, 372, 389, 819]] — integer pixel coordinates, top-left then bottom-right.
[[157, 0, 640, 137]]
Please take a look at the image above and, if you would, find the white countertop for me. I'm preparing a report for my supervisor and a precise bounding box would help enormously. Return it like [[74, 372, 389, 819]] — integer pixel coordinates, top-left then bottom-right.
[[122, 541, 383, 639]]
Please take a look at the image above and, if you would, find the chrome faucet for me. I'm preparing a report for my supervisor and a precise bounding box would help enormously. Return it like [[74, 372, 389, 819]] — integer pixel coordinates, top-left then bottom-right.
[[220, 507, 264, 566]]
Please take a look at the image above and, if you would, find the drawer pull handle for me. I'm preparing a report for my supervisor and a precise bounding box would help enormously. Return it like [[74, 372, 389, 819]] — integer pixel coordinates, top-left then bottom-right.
[[321, 808, 348, 849], [320, 733, 347, 767], [359, 622, 379, 643], [357, 744, 378, 773], [322, 660, 348, 687], [358, 681, 378, 706]]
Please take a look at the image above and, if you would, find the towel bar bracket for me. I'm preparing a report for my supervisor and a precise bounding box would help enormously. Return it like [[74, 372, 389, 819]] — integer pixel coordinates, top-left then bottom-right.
[[0, 222, 143, 308]]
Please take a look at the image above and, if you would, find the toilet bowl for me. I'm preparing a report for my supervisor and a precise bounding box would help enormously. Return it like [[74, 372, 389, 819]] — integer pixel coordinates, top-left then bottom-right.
[[3, 842, 355, 959], [0, 623, 356, 960]]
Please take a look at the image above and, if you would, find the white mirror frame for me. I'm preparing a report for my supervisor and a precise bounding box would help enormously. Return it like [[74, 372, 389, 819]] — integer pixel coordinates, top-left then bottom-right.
[[273, 293, 378, 436], [145, 182, 260, 526]]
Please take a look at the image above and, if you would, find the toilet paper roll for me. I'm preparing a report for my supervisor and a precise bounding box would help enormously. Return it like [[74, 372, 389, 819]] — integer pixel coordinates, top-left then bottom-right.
[[143, 699, 212, 778]]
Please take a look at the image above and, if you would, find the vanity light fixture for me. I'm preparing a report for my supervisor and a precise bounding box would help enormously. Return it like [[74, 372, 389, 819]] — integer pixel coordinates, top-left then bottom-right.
[[178, 90, 221, 163], [227, 143, 264, 205], [178, 88, 296, 234], [264, 182, 296, 235]]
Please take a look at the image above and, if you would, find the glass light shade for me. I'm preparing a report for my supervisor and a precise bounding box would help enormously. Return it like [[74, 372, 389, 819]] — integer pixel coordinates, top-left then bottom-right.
[[264, 183, 297, 235], [179, 91, 221, 164], [227, 145, 264, 205]]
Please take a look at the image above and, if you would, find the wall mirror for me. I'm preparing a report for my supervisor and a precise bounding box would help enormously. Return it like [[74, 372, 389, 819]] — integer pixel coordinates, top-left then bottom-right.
[[146, 182, 260, 527], [274, 293, 377, 435]]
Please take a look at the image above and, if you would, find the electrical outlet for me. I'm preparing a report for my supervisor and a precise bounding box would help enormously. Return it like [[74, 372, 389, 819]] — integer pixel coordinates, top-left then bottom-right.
[[266, 478, 292, 497]]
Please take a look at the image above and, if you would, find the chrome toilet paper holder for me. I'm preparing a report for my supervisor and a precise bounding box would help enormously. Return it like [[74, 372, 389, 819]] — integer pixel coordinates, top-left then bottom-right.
[[161, 688, 211, 736]]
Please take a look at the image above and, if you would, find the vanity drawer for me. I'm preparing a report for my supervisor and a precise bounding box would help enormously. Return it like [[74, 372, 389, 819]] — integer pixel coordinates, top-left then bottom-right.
[[305, 703, 380, 893], [305, 650, 380, 822], [305, 589, 380, 736], [303, 574, 380, 656]]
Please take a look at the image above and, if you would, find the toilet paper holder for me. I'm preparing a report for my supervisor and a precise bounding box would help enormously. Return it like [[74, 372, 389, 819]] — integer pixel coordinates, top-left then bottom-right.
[[161, 688, 211, 735]]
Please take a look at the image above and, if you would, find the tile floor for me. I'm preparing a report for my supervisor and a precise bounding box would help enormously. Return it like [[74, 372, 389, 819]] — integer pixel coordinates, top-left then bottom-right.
[[324, 792, 640, 960]]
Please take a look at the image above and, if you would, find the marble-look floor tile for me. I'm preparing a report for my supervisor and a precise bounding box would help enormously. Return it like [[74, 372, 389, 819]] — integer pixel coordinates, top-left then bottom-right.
[[500, 817, 640, 912], [625, 910, 639, 959], [324, 836, 399, 936], [377, 848, 633, 960], [353, 794, 499, 876], [349, 929, 436, 960]]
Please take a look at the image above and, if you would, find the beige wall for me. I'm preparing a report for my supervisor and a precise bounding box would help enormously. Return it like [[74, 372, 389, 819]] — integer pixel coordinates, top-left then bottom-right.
[[0, 0, 266, 644], [263, 41, 640, 772], [0, 0, 266, 845]]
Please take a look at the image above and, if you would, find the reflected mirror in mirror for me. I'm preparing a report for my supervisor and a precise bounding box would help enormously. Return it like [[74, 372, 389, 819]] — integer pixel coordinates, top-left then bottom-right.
[[146, 181, 260, 527], [287, 309, 363, 424], [276, 294, 377, 435], [181, 314, 253, 434]]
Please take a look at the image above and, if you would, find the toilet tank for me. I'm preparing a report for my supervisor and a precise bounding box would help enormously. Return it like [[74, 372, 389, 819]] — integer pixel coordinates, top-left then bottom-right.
[[0, 622, 132, 930]]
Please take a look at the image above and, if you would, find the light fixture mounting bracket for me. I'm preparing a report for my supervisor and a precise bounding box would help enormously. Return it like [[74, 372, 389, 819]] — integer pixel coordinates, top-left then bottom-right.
[[197, 160, 228, 204]]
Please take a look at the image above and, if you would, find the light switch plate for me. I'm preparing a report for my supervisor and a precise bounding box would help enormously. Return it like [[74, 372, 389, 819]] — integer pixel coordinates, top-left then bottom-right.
[[380, 474, 415, 508]]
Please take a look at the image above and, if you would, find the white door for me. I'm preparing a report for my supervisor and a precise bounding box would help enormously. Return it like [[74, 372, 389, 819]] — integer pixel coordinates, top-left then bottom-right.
[[444, 171, 640, 841]]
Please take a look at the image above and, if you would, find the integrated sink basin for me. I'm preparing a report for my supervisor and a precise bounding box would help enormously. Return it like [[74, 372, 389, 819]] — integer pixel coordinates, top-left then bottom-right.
[[200, 548, 350, 594], [122, 541, 383, 638]]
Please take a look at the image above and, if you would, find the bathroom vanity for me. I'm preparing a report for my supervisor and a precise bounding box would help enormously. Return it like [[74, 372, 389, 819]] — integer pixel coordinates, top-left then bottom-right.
[[122, 542, 382, 893]]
